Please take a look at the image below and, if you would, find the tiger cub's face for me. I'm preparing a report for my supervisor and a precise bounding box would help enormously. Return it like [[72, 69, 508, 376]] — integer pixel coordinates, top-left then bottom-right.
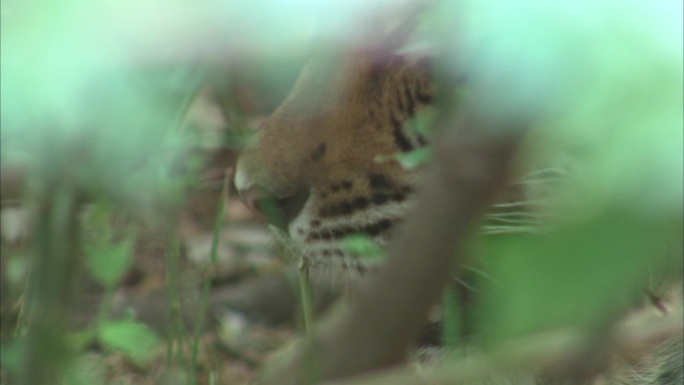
[[234, 52, 432, 276]]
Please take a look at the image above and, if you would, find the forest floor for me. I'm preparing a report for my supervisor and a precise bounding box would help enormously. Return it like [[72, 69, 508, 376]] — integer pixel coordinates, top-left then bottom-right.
[[0, 89, 330, 385]]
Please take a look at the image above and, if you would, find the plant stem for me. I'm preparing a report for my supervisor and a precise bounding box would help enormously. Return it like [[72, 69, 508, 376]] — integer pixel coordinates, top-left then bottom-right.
[[440, 284, 461, 349], [190, 170, 228, 380], [20, 182, 80, 385], [299, 262, 314, 335]]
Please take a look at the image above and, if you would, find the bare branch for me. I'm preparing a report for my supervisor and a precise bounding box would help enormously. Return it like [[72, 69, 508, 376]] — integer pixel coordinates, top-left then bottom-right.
[[319, 306, 684, 385]]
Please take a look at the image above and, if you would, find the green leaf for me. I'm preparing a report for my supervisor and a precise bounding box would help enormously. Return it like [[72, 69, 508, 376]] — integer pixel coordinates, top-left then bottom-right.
[[84, 236, 133, 288], [98, 321, 160, 365], [69, 331, 94, 352], [407, 106, 437, 138], [341, 234, 384, 261], [7, 257, 29, 285], [82, 202, 135, 287], [475, 208, 679, 346], [63, 354, 106, 385], [397, 147, 432, 170], [0, 341, 24, 376], [375, 147, 432, 170], [374, 107, 435, 170]]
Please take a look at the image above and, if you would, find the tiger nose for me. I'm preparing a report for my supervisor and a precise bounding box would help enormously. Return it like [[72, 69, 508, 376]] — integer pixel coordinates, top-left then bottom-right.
[[235, 184, 310, 231], [235, 184, 270, 215], [234, 163, 263, 213], [233, 167, 310, 229]]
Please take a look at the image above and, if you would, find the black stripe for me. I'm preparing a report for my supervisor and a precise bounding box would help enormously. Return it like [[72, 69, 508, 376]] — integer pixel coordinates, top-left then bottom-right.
[[395, 84, 407, 113], [318, 191, 408, 218], [369, 173, 392, 190], [307, 218, 394, 242], [416, 89, 432, 104], [319, 196, 369, 218], [391, 116, 414, 152], [403, 84, 416, 116]]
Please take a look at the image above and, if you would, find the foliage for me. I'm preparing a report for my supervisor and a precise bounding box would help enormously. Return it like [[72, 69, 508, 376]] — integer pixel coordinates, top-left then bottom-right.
[[98, 321, 160, 365], [445, 0, 683, 346], [0, 0, 681, 384], [1, 2, 203, 384], [341, 234, 384, 262], [83, 205, 135, 289]]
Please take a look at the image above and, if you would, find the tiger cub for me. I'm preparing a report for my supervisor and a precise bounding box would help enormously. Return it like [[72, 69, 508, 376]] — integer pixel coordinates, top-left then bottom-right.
[[234, 50, 434, 278]]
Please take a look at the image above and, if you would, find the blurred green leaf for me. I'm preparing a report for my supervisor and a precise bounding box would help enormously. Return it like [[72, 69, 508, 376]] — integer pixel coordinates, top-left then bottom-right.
[[341, 234, 384, 261], [443, 0, 683, 347], [375, 147, 432, 170], [0, 341, 25, 377], [408, 106, 437, 137], [98, 321, 160, 365], [476, 208, 679, 345], [69, 331, 94, 352], [84, 237, 133, 289], [374, 107, 435, 169], [7, 257, 29, 285], [397, 147, 432, 170], [83, 204, 134, 288], [63, 354, 106, 385], [1, 3, 204, 215]]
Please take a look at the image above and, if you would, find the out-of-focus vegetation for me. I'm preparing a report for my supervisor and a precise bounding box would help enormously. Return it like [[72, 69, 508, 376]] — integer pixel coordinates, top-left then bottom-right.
[[448, 0, 683, 346], [1, 0, 681, 384]]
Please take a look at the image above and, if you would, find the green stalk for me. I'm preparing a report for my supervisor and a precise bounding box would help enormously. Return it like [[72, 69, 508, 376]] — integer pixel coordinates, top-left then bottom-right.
[[299, 262, 314, 335], [190, 172, 227, 379], [440, 283, 461, 349], [20, 182, 80, 385], [165, 230, 185, 366], [14, 274, 31, 338]]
